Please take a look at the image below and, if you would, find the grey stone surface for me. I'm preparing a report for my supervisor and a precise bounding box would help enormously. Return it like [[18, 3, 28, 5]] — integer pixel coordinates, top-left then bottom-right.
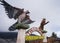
[[0, 38, 16, 43]]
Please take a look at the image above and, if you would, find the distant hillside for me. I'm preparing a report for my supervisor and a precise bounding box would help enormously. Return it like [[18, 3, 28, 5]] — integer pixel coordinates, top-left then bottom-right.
[[0, 32, 17, 39], [0, 32, 42, 43]]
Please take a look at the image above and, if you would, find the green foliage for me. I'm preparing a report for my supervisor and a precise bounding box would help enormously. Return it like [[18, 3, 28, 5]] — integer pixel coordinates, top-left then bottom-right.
[[51, 32, 57, 38], [42, 30, 47, 33], [15, 23, 29, 29]]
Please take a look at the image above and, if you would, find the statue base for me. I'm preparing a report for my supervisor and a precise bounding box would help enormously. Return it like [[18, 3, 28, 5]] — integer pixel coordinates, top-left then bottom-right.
[[16, 29, 25, 43]]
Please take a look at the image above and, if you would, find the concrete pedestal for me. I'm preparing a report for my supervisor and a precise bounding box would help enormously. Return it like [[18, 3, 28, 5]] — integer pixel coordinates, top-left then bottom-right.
[[43, 33, 47, 43], [16, 29, 25, 43]]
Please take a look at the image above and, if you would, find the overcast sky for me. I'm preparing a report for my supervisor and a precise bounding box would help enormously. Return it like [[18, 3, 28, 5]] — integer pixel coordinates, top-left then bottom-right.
[[0, 0, 60, 37]]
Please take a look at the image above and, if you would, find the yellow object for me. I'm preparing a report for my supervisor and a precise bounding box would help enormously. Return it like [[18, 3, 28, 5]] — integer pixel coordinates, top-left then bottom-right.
[[25, 36, 44, 41]]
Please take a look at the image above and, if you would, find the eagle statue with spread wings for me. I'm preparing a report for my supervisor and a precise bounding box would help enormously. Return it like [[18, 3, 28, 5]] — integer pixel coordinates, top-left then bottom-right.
[[0, 0, 35, 31]]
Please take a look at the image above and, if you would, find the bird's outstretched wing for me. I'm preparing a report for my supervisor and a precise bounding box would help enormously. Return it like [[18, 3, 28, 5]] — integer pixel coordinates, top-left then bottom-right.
[[9, 21, 18, 31], [21, 15, 35, 24], [9, 19, 35, 31], [0, 0, 23, 19], [9, 16, 35, 31], [22, 19, 35, 24]]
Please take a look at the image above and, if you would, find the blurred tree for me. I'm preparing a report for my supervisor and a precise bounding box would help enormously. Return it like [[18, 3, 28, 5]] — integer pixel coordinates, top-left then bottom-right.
[[51, 32, 57, 38]]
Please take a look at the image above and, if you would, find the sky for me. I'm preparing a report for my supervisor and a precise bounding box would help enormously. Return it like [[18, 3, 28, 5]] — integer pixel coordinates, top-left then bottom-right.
[[0, 0, 60, 37]]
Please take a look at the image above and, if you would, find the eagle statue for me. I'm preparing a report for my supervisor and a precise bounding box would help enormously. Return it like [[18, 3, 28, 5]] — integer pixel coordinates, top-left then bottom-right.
[[0, 0, 35, 31]]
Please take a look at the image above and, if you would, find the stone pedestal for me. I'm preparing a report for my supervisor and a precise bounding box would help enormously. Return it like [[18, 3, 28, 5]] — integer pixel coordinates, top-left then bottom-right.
[[43, 33, 47, 43], [16, 29, 25, 43]]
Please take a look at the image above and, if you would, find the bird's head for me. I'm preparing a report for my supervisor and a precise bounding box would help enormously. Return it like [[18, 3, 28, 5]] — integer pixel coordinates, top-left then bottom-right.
[[25, 10, 30, 14]]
